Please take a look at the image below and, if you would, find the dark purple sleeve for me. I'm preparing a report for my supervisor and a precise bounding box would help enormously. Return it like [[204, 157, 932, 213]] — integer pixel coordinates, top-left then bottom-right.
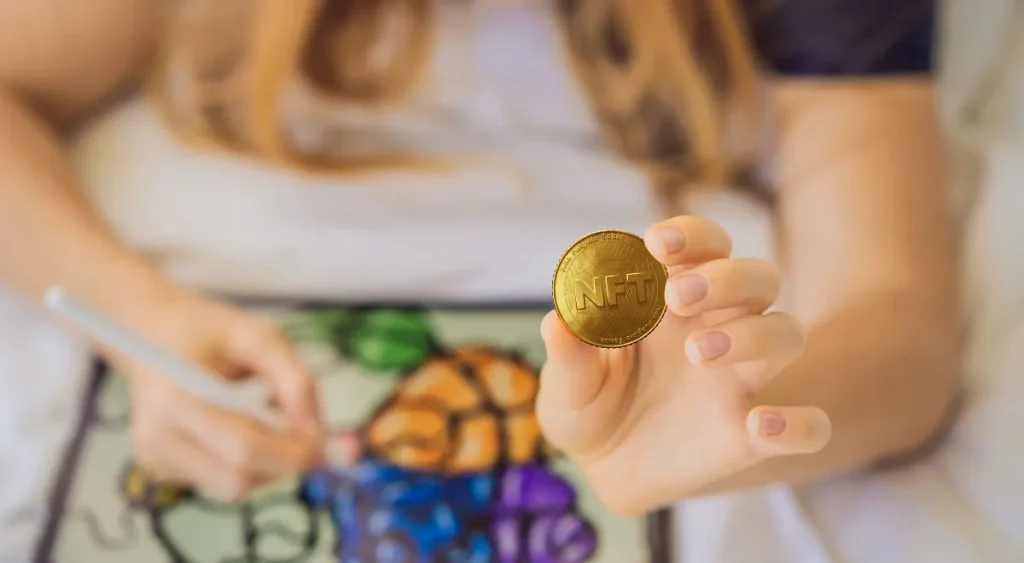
[[741, 0, 936, 76]]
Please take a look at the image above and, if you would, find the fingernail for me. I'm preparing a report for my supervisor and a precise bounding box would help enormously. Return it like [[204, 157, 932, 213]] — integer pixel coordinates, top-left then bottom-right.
[[674, 275, 709, 306], [693, 331, 731, 362], [658, 228, 686, 254], [758, 412, 787, 436]]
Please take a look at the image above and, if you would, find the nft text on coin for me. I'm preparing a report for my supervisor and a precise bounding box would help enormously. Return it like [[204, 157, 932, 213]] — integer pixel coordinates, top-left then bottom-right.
[[573, 272, 654, 310]]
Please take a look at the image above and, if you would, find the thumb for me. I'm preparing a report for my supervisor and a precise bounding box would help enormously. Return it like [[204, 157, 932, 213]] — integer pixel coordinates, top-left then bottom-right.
[[538, 311, 607, 410], [746, 406, 831, 459], [228, 320, 323, 436]]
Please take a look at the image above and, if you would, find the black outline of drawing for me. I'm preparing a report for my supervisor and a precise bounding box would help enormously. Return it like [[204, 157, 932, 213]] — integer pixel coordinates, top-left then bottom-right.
[[33, 358, 106, 563]]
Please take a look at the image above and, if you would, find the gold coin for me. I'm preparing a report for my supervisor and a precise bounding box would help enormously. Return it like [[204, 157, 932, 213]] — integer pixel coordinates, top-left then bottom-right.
[[552, 230, 668, 348]]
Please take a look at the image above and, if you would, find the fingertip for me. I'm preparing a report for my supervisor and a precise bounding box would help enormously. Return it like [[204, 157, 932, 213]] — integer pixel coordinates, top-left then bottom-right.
[[540, 310, 566, 345], [746, 406, 831, 457], [541, 310, 588, 355], [642, 224, 679, 263]]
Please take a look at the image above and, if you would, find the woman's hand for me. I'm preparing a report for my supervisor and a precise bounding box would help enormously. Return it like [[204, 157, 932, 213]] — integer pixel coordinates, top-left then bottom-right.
[[536, 216, 831, 514], [114, 286, 324, 501]]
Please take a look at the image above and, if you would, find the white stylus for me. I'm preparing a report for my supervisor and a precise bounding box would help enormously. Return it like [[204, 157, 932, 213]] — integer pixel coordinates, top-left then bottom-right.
[[44, 286, 282, 428]]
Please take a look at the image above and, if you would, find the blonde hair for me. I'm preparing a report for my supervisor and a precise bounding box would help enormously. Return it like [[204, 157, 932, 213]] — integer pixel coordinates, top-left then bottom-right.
[[150, 0, 765, 208]]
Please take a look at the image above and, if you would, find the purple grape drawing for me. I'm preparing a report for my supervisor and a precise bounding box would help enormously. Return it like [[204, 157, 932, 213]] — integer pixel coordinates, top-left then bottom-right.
[[492, 464, 598, 563], [495, 464, 576, 514]]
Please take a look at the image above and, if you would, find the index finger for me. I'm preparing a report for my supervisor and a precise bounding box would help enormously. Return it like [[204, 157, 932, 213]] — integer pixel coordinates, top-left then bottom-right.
[[643, 216, 733, 268], [227, 320, 323, 436]]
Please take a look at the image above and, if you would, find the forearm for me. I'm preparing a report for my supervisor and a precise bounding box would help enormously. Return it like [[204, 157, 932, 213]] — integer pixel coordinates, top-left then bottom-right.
[[0, 88, 172, 323], [698, 80, 962, 495]]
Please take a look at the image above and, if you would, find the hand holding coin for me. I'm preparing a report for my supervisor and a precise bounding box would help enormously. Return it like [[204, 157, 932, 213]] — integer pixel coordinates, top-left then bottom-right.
[[537, 216, 831, 515]]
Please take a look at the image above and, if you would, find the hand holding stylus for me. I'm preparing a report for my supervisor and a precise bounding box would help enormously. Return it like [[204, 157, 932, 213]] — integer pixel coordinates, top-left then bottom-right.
[[46, 286, 324, 501]]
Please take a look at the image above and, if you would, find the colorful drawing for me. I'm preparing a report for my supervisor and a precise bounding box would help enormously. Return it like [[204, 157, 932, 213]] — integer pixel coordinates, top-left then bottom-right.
[[35, 305, 670, 562]]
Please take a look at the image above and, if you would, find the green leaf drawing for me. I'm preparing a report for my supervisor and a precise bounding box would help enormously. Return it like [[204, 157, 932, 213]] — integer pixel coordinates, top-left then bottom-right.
[[283, 307, 435, 374], [349, 309, 435, 373]]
